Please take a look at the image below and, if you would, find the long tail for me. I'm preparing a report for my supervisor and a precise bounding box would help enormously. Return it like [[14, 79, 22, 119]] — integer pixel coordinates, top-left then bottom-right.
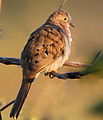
[[10, 78, 33, 119]]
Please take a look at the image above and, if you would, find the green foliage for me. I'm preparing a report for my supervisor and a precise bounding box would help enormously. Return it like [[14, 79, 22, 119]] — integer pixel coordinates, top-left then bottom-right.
[[90, 101, 103, 115], [82, 51, 103, 76]]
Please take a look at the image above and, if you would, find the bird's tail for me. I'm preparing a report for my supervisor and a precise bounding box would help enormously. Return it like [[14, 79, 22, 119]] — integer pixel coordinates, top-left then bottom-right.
[[10, 78, 34, 119]]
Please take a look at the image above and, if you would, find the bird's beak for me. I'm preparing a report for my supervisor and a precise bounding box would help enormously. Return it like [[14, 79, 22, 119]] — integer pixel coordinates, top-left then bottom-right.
[[69, 23, 75, 27]]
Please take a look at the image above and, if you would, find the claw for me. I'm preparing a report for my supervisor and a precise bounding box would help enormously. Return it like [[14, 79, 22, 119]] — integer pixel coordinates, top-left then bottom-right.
[[44, 71, 56, 79], [49, 73, 55, 79], [44, 72, 49, 76]]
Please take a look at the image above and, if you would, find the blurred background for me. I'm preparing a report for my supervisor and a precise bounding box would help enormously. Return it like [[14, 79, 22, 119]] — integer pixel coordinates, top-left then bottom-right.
[[0, 0, 103, 120]]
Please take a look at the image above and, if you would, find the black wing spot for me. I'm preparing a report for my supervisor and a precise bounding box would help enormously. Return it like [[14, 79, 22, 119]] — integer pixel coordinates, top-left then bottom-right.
[[43, 44, 49, 47], [50, 43, 55, 47], [34, 53, 39, 56], [62, 50, 64, 54], [36, 49, 39, 51], [45, 50, 48, 55], [35, 61, 39, 63]]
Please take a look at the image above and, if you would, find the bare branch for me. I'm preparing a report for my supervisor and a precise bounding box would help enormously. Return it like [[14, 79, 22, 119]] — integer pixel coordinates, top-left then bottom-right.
[[63, 62, 90, 67], [0, 57, 20, 65], [0, 57, 90, 68], [46, 71, 84, 80]]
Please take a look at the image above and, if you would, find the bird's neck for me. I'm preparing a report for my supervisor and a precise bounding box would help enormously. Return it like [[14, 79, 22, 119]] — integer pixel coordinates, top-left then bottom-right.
[[45, 21, 72, 41], [64, 27, 72, 42], [60, 24, 72, 42]]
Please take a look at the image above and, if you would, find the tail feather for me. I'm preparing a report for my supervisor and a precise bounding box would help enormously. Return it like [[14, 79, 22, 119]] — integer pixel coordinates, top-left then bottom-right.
[[10, 79, 32, 119]]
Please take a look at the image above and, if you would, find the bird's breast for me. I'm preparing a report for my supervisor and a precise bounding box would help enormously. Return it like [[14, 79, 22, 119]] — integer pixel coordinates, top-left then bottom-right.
[[45, 35, 71, 73]]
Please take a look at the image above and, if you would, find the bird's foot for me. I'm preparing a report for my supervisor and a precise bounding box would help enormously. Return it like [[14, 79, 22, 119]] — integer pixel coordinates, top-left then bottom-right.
[[44, 71, 57, 79], [45, 71, 82, 80]]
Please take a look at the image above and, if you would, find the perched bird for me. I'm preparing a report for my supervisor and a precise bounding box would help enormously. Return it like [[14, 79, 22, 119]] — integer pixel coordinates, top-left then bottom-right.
[[10, 0, 75, 119]]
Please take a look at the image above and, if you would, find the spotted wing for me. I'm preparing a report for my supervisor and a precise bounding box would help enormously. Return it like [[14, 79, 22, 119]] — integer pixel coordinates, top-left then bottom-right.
[[21, 24, 66, 73]]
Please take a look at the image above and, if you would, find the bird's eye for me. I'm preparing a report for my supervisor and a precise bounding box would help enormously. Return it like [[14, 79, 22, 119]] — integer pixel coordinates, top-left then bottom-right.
[[64, 17, 68, 22]]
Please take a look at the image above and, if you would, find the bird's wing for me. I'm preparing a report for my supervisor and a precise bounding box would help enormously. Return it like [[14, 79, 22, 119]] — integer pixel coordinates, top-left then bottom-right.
[[21, 24, 66, 74]]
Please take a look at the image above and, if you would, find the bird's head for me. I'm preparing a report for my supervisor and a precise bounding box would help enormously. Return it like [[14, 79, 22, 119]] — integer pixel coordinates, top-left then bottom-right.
[[47, 10, 75, 29]]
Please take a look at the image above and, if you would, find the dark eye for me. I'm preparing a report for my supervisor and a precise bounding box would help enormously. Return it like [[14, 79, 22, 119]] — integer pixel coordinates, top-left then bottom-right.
[[64, 17, 68, 22]]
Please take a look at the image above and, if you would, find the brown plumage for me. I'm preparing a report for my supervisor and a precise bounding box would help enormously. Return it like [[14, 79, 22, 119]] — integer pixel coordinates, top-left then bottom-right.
[[10, 2, 74, 119]]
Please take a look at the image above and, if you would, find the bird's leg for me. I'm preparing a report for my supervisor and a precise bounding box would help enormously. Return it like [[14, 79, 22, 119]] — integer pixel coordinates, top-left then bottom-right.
[[44, 70, 57, 79], [49, 70, 57, 79]]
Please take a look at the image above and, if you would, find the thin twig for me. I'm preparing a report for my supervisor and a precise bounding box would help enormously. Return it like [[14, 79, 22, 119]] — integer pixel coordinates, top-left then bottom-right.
[[91, 50, 102, 64], [0, 100, 15, 112], [64, 62, 90, 67], [0, 100, 15, 120], [58, 0, 68, 10], [0, 112, 2, 120]]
